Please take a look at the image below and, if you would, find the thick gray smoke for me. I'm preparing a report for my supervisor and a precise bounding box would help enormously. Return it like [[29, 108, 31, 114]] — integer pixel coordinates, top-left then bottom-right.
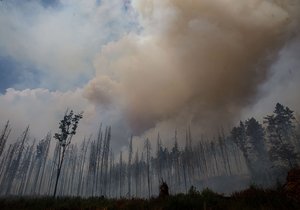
[[84, 0, 300, 135]]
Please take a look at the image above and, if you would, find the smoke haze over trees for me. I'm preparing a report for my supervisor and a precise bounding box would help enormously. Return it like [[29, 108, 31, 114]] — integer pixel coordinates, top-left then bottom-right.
[[0, 103, 299, 198], [0, 0, 300, 149]]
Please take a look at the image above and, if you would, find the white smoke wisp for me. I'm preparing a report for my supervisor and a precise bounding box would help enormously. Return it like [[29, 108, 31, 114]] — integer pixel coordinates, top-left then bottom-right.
[[84, 0, 300, 136]]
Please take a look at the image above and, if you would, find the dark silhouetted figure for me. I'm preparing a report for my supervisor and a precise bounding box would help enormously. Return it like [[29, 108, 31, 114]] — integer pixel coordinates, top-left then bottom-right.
[[159, 180, 169, 198]]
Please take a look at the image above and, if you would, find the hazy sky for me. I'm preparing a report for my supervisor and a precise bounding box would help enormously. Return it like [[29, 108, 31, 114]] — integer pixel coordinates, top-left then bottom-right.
[[0, 0, 300, 151]]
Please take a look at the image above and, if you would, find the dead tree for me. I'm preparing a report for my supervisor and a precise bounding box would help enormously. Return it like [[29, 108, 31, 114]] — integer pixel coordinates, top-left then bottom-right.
[[144, 138, 152, 199], [0, 121, 11, 157], [127, 135, 133, 197], [37, 133, 51, 194], [119, 151, 123, 198], [5, 126, 29, 195], [94, 125, 103, 196], [134, 149, 140, 197], [102, 126, 111, 196], [77, 137, 90, 196]]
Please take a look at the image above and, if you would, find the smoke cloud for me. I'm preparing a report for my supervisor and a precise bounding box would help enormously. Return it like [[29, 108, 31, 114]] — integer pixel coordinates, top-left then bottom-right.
[[84, 0, 299, 135]]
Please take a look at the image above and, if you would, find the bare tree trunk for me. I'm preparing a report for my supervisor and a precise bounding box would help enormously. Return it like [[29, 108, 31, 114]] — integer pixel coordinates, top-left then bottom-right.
[[145, 138, 151, 199], [95, 125, 103, 197], [119, 151, 123, 198], [53, 145, 67, 198], [37, 133, 51, 194], [127, 135, 132, 197], [5, 126, 29, 195], [0, 121, 11, 157]]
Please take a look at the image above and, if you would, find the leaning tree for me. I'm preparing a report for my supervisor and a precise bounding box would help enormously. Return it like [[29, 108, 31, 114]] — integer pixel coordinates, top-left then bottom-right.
[[53, 110, 83, 197]]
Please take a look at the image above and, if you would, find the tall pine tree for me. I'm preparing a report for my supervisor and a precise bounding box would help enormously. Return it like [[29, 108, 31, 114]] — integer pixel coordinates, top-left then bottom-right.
[[264, 103, 298, 169]]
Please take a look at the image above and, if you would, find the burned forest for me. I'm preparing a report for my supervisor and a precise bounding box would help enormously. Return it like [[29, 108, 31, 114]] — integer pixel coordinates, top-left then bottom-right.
[[0, 103, 299, 198]]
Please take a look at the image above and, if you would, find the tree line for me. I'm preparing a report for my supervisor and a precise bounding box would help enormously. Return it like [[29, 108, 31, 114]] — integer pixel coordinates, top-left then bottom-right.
[[0, 103, 299, 198]]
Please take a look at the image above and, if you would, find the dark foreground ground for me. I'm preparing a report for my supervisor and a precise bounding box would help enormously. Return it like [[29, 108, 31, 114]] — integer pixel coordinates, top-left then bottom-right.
[[0, 186, 299, 210]]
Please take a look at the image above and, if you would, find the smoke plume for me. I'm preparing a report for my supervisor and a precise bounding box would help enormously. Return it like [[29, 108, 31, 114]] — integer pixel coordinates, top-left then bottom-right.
[[84, 0, 299, 135]]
